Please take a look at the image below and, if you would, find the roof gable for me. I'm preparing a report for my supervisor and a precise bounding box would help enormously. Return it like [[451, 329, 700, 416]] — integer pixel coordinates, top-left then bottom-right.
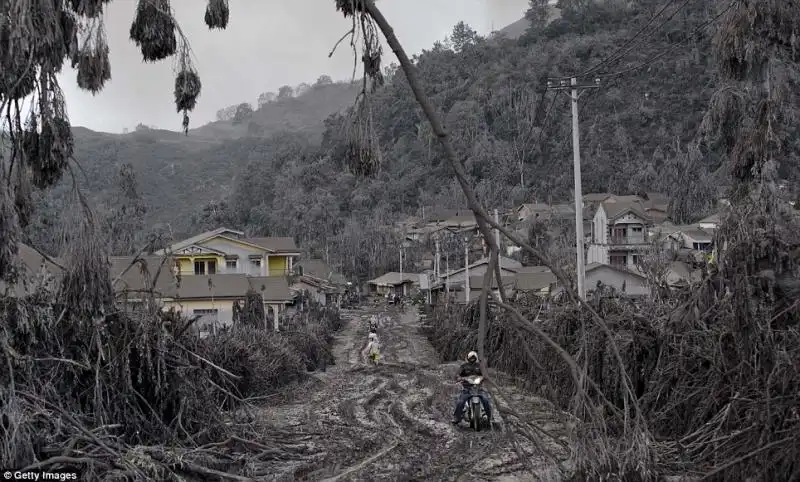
[[601, 201, 650, 222], [585, 262, 647, 280], [199, 235, 269, 254], [158, 227, 244, 254], [174, 244, 228, 256]]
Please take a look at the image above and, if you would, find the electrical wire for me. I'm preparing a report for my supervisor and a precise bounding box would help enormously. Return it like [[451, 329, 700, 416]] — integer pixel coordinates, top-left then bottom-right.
[[574, 0, 681, 78], [585, 0, 694, 76], [552, 0, 693, 81], [596, 0, 737, 79]]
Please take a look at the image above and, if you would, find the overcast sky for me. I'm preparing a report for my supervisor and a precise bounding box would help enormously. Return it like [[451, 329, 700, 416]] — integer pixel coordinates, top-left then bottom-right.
[[58, 0, 530, 133]]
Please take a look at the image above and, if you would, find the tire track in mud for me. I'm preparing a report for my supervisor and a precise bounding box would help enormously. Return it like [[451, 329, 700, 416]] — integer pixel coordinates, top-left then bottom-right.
[[251, 307, 571, 481]]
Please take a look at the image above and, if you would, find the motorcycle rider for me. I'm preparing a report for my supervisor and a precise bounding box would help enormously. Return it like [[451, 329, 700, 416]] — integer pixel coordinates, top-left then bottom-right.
[[452, 351, 492, 425], [368, 315, 379, 333], [362, 332, 380, 364]]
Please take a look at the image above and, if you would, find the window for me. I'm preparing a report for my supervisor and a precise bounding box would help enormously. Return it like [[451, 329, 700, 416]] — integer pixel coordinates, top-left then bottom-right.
[[610, 255, 626, 267], [193, 260, 216, 275], [225, 260, 237, 272], [632, 226, 643, 233], [250, 258, 261, 267], [632, 255, 641, 265]]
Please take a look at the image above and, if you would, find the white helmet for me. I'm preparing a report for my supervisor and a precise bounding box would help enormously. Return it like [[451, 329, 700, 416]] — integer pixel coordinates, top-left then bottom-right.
[[369, 333, 378, 342], [466, 351, 478, 362]]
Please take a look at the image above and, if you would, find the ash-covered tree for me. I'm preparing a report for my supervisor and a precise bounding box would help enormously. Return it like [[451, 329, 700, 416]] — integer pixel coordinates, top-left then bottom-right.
[[315, 75, 333, 86], [277, 85, 294, 99], [257, 91, 276, 108], [101, 163, 147, 255], [706, 0, 800, 199], [0, 0, 227, 280], [233, 290, 266, 328], [448, 21, 479, 53], [190, 199, 235, 232], [232, 102, 254, 124]]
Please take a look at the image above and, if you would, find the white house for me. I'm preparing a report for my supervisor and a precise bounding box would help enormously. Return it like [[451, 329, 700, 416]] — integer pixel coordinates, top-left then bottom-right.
[[586, 200, 652, 270]]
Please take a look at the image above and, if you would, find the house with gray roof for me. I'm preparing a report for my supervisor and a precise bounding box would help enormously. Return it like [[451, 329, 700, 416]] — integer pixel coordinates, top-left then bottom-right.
[[586, 199, 652, 271]]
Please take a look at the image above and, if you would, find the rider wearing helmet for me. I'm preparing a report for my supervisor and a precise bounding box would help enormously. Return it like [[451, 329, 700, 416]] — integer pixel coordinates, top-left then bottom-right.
[[362, 332, 380, 364], [369, 314, 380, 333], [452, 351, 492, 425]]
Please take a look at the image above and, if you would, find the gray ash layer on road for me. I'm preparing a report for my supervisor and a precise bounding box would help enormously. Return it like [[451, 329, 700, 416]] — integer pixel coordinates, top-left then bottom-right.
[[248, 307, 572, 481]]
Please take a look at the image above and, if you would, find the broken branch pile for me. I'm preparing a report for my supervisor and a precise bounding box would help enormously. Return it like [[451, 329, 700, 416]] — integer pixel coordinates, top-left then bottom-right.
[[280, 297, 341, 371], [0, 243, 343, 479], [426, 205, 800, 480]]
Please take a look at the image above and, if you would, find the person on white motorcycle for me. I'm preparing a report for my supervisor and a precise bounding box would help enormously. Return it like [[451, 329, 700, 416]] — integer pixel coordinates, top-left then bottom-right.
[[452, 351, 492, 425]]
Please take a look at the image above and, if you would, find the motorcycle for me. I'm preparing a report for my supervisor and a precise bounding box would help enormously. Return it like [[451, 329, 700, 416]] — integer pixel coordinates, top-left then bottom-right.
[[461, 375, 490, 431]]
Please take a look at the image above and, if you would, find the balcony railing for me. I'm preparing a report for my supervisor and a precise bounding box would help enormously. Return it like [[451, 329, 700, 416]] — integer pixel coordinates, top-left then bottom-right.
[[609, 235, 647, 245]]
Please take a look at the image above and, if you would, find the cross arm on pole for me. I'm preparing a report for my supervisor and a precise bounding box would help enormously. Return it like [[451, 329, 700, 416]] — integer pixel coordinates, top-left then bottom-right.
[[546, 77, 601, 100]]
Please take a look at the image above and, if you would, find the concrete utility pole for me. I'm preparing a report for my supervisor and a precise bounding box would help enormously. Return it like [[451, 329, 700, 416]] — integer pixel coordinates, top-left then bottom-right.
[[445, 254, 450, 296], [464, 236, 470, 303], [434, 239, 441, 279], [546, 76, 600, 301]]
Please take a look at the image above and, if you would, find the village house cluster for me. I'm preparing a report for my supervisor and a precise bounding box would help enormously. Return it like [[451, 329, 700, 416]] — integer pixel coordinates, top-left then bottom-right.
[[367, 192, 728, 301], [8, 188, 794, 325], [8, 227, 350, 336]]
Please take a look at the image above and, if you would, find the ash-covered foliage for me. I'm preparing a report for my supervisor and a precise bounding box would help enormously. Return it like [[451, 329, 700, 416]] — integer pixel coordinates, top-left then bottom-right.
[[0, 0, 229, 279], [426, 205, 800, 480], [0, 237, 343, 478], [204, 0, 229, 30]]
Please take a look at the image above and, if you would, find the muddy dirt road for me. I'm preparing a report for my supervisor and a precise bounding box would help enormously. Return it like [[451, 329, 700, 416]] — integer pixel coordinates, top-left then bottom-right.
[[251, 307, 572, 481]]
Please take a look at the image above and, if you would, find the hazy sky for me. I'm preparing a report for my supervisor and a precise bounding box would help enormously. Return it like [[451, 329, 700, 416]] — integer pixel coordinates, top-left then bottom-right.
[[59, 0, 530, 133]]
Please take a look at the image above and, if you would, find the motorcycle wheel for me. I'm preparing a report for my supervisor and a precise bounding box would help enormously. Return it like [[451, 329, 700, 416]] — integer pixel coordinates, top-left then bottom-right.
[[471, 400, 481, 432]]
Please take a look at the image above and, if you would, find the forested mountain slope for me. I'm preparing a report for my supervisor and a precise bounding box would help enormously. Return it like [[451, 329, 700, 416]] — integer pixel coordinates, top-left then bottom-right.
[[27, 0, 800, 280]]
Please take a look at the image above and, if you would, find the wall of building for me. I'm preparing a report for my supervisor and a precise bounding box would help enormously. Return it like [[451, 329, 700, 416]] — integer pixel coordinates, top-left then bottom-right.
[[268, 256, 289, 276], [585, 268, 648, 296], [199, 238, 265, 275], [163, 299, 236, 327], [593, 207, 609, 243]]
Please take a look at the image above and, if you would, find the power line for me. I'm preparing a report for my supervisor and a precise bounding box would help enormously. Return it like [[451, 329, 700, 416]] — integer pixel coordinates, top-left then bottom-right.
[[596, 0, 737, 79], [553, 0, 693, 81], [576, 0, 682, 77]]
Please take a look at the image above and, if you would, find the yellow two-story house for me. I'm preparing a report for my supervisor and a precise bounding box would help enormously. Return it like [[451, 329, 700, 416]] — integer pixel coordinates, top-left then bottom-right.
[[156, 227, 300, 277], [111, 228, 301, 333]]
